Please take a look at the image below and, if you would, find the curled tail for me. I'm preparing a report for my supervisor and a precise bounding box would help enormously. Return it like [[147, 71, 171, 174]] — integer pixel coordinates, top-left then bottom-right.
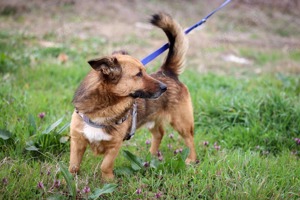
[[150, 13, 188, 76]]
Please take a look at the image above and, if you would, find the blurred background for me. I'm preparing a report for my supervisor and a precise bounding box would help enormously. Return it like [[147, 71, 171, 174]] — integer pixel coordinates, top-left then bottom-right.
[[1, 0, 299, 75]]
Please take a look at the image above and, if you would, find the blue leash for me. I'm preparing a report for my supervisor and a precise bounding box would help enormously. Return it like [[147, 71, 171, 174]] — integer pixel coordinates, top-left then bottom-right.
[[141, 0, 232, 66]]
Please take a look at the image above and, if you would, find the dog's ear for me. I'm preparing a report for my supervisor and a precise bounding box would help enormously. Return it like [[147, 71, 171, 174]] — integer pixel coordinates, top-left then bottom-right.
[[88, 57, 122, 83]]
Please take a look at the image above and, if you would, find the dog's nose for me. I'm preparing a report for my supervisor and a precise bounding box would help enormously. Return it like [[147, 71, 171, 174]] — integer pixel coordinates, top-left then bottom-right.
[[159, 83, 167, 92]]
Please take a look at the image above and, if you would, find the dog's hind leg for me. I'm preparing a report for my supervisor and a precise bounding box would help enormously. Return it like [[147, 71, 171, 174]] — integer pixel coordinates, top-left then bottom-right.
[[149, 122, 165, 155], [170, 98, 197, 164]]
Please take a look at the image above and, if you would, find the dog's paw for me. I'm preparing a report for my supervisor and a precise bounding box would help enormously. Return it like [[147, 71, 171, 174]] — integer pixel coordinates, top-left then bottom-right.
[[101, 172, 115, 182], [185, 157, 197, 165], [69, 165, 80, 174]]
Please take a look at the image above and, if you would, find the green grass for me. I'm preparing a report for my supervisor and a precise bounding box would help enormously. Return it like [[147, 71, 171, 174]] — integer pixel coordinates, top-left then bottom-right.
[[0, 29, 300, 199]]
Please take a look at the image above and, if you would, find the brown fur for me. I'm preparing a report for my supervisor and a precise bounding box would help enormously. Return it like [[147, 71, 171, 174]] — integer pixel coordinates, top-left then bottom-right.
[[69, 13, 196, 180]]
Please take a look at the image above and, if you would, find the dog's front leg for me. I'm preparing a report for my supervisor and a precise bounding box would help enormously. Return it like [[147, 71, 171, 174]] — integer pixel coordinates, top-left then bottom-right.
[[69, 134, 88, 174], [100, 143, 122, 180]]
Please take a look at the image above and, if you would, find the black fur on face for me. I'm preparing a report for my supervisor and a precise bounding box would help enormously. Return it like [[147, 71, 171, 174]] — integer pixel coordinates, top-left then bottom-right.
[[130, 83, 167, 99]]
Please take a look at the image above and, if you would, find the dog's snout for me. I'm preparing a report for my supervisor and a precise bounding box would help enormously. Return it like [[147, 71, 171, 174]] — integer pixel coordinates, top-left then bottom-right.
[[159, 83, 167, 92]]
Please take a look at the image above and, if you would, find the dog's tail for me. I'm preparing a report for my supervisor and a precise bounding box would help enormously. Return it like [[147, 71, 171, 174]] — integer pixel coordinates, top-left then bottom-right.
[[150, 13, 188, 76]]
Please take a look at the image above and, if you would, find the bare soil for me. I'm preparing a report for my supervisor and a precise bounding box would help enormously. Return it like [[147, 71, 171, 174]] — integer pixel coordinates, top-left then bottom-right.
[[1, 0, 299, 75]]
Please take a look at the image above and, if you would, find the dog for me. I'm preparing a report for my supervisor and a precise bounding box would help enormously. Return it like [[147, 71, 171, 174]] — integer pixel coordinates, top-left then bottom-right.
[[69, 13, 196, 180]]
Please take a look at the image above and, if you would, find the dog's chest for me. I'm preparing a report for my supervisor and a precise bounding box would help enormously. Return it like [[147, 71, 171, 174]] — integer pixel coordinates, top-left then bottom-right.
[[83, 125, 112, 143]]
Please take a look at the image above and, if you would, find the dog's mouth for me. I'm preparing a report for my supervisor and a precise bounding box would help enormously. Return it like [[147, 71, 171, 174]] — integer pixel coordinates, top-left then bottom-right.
[[130, 84, 167, 99], [129, 90, 164, 99]]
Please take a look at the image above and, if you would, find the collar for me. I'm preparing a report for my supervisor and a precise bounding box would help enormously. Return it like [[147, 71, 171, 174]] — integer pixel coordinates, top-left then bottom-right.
[[76, 101, 137, 140], [76, 111, 107, 129]]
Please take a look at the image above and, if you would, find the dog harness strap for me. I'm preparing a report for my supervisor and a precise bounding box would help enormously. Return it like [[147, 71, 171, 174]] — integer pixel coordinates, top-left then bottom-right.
[[115, 112, 130, 125], [125, 101, 137, 140], [140, 0, 231, 66]]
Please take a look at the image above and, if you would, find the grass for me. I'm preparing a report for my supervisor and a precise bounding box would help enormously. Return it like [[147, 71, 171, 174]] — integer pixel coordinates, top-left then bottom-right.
[[1, 13, 300, 200]]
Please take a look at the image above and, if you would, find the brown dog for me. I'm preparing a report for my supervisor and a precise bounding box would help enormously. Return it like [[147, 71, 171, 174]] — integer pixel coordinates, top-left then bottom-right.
[[69, 13, 196, 180]]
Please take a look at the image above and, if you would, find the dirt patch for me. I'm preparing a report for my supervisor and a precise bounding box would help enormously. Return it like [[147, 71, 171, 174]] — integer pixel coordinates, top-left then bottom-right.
[[1, 0, 299, 75]]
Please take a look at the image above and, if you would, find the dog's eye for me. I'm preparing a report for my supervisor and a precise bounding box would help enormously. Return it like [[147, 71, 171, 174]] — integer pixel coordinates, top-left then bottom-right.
[[136, 71, 143, 77]]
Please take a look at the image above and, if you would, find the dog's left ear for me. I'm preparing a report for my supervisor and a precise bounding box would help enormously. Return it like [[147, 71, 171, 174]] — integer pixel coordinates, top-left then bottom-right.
[[88, 56, 122, 83]]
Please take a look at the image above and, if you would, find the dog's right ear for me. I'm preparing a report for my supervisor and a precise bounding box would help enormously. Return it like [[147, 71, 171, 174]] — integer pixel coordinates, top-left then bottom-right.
[[88, 57, 122, 83]]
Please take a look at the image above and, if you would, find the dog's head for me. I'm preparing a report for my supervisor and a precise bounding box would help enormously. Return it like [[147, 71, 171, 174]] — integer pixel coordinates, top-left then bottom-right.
[[88, 54, 167, 99]]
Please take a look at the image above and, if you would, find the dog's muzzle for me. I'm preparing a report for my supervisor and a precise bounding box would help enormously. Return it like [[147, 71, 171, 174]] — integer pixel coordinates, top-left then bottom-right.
[[130, 82, 167, 99], [159, 82, 167, 92]]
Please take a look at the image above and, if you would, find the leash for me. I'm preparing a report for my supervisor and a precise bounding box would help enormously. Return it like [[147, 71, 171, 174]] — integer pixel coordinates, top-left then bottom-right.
[[140, 0, 232, 66]]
